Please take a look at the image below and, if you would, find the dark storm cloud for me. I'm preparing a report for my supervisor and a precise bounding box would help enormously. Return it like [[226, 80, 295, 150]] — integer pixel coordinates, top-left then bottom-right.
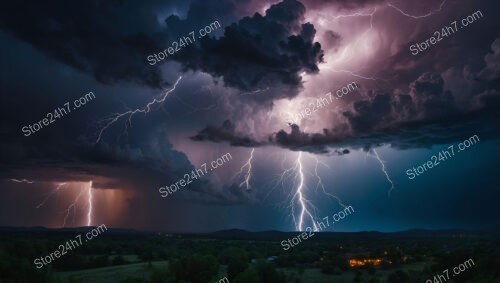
[[344, 72, 457, 133], [174, 181, 258, 205], [0, 131, 192, 189], [0, 0, 172, 88], [271, 124, 331, 153], [173, 0, 324, 99], [0, 0, 257, 90], [301, 0, 384, 10], [162, 0, 251, 38], [0, 0, 324, 100], [269, 105, 498, 152], [190, 120, 348, 154], [190, 120, 262, 147], [322, 30, 342, 50]]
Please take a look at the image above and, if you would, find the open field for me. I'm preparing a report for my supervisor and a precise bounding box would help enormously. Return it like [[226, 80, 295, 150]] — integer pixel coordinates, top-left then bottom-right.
[[58, 261, 168, 283]]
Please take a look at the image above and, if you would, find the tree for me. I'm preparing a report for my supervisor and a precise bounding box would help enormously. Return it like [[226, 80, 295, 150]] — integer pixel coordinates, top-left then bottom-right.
[[218, 247, 248, 264], [112, 255, 126, 266], [228, 256, 249, 280], [233, 266, 260, 283], [387, 270, 410, 283], [352, 271, 363, 283], [170, 254, 219, 283], [149, 266, 175, 283], [254, 260, 285, 283]]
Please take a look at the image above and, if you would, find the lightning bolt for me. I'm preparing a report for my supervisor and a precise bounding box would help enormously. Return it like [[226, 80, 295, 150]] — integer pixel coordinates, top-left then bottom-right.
[[62, 187, 87, 227], [322, 9, 377, 21], [60, 181, 94, 227], [235, 148, 255, 190], [330, 7, 376, 63], [322, 8, 390, 83], [330, 69, 385, 82], [95, 76, 183, 143], [312, 156, 346, 209], [9, 179, 95, 227], [268, 151, 349, 231], [87, 181, 93, 226], [272, 153, 317, 231], [386, 0, 447, 19], [36, 182, 67, 208], [9, 178, 34, 184], [370, 149, 395, 197], [323, 0, 447, 84], [240, 87, 270, 96], [292, 152, 318, 231], [171, 85, 218, 115]]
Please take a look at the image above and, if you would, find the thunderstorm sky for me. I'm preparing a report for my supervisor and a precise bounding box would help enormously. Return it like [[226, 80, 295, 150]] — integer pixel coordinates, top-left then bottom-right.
[[0, 0, 499, 232]]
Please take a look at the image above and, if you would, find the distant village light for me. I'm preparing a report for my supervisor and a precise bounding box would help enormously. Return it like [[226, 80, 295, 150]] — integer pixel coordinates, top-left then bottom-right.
[[348, 258, 383, 267]]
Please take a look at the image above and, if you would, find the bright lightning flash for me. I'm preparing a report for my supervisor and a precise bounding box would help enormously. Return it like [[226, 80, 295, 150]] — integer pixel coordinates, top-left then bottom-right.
[[320, 8, 384, 82], [36, 182, 67, 208], [291, 152, 318, 231], [62, 186, 88, 227], [87, 181, 93, 226], [235, 148, 255, 191], [273, 152, 346, 231], [9, 179, 95, 227], [61, 181, 95, 227], [370, 149, 395, 197], [387, 0, 448, 19], [319, 0, 448, 83], [312, 157, 347, 209], [9, 178, 34, 184], [95, 76, 183, 143]]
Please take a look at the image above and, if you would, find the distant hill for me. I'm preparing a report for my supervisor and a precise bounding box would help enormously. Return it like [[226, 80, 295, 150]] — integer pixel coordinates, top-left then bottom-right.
[[0, 226, 142, 235], [202, 228, 494, 241], [0, 226, 495, 241]]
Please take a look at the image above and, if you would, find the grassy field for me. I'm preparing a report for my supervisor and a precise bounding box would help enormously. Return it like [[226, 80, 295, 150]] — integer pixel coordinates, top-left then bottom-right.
[[279, 261, 433, 283], [108, 254, 141, 262], [57, 261, 168, 283], [57, 259, 431, 283]]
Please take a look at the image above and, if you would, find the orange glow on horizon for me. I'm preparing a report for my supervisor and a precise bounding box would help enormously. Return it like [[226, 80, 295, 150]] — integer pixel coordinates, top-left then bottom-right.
[[348, 258, 382, 267]]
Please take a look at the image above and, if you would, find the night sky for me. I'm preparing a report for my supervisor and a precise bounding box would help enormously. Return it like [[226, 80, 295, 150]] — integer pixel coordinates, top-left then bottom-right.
[[0, 0, 498, 233]]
